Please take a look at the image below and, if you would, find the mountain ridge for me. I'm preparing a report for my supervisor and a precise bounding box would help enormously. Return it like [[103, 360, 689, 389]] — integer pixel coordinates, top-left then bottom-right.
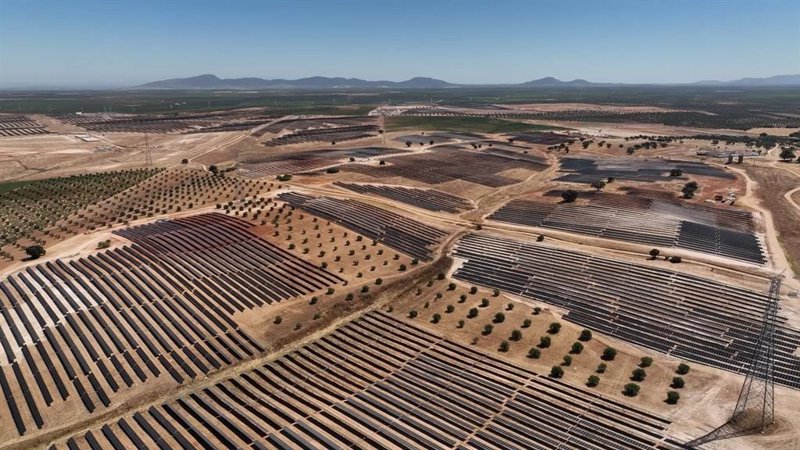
[[689, 74, 800, 86], [137, 74, 459, 90], [134, 74, 800, 90]]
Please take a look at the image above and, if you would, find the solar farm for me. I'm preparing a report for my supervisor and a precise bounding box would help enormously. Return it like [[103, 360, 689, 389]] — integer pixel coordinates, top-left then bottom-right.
[[340, 146, 549, 187], [451, 234, 800, 387], [556, 157, 736, 184], [0, 115, 49, 137], [333, 182, 473, 213], [488, 192, 766, 264], [238, 147, 409, 178], [0, 92, 799, 450], [48, 312, 686, 450]]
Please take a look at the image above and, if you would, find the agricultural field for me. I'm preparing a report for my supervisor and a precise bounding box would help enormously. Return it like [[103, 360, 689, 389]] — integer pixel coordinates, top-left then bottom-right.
[[0, 169, 161, 263], [0, 89, 799, 450], [3, 87, 799, 131]]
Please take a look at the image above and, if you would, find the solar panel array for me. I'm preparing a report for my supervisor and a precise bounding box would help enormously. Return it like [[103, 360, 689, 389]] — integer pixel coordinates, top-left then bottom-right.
[[341, 147, 548, 187], [489, 193, 765, 264], [238, 147, 408, 177], [556, 157, 736, 183], [452, 233, 800, 389], [0, 115, 49, 137], [0, 213, 341, 437], [508, 133, 573, 145], [50, 113, 215, 133], [47, 312, 684, 450], [279, 193, 448, 261], [334, 182, 473, 213], [263, 124, 379, 147]]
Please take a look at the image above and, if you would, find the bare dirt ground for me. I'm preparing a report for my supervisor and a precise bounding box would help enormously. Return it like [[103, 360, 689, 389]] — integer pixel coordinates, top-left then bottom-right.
[[532, 120, 756, 138], [192, 134, 258, 167], [747, 127, 800, 136], [28, 114, 86, 134], [0, 131, 245, 182]]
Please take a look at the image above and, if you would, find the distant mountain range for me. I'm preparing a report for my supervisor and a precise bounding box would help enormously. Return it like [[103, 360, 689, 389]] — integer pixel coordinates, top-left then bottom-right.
[[135, 73, 800, 90], [690, 74, 800, 87], [137, 74, 456, 90], [516, 77, 608, 87]]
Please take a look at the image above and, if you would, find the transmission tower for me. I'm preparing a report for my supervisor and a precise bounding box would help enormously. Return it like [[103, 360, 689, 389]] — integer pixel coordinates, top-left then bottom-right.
[[688, 273, 782, 447], [378, 106, 386, 145]]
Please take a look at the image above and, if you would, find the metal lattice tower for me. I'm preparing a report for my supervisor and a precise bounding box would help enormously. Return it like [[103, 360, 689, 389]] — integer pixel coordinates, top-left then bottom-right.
[[378, 107, 386, 145], [688, 273, 782, 447]]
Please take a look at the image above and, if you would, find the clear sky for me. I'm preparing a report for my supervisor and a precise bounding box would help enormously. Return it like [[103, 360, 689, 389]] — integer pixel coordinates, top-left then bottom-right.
[[1, 0, 798, 87]]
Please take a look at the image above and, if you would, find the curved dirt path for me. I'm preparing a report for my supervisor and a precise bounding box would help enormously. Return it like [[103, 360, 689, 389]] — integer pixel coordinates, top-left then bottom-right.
[[785, 185, 800, 211]]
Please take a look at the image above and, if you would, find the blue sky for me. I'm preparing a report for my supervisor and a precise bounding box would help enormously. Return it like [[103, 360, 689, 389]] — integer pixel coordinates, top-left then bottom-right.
[[0, 0, 798, 87]]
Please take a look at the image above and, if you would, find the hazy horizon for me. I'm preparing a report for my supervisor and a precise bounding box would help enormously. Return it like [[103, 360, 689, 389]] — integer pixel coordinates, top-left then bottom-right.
[[5, 73, 800, 91], [1, 0, 799, 88]]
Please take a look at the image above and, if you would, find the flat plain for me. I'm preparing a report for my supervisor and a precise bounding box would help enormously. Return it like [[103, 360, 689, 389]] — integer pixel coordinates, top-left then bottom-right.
[[0, 87, 799, 450]]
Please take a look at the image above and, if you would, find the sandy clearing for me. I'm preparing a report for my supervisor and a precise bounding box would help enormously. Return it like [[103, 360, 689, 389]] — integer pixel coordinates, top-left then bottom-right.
[[747, 127, 800, 137], [0, 130, 248, 182], [50, 149, 92, 154]]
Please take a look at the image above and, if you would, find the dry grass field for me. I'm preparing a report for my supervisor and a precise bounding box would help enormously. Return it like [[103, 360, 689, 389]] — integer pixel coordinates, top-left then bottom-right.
[[745, 165, 800, 276]]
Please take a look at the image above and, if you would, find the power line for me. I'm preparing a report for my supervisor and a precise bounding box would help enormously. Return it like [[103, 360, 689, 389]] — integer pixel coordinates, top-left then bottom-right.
[[687, 273, 782, 447]]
